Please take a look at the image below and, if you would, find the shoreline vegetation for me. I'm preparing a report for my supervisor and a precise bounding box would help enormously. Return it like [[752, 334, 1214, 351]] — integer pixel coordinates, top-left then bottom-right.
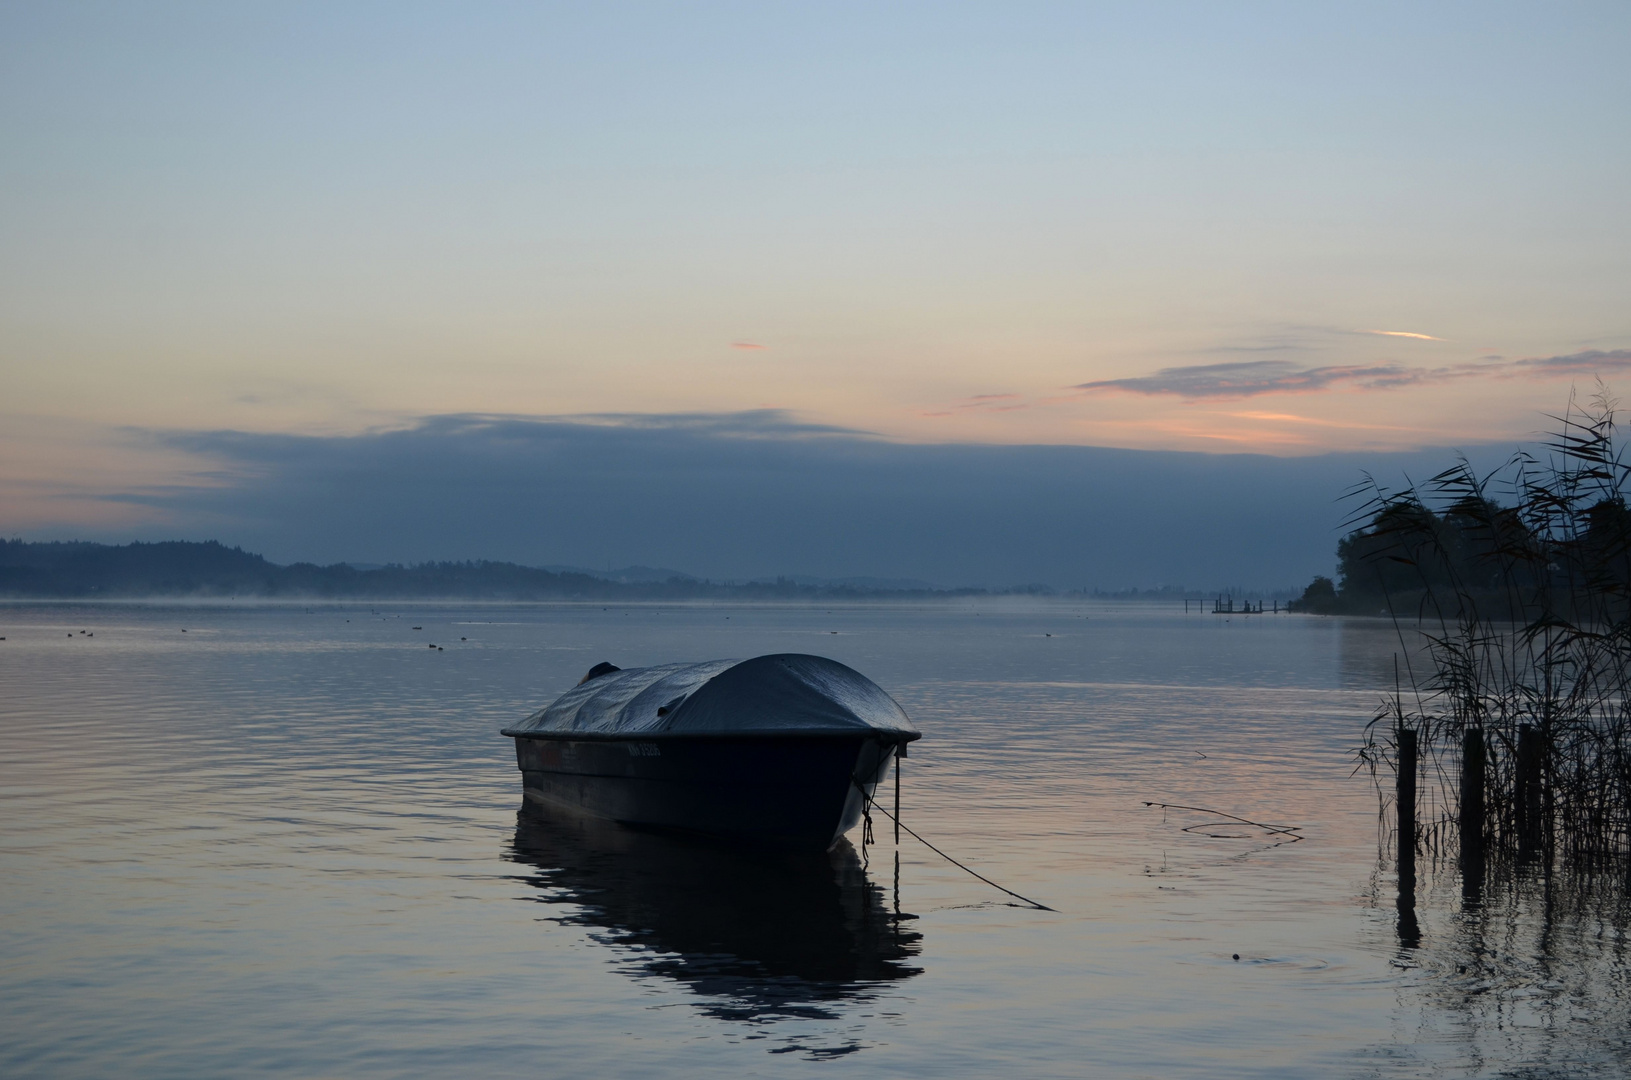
[[1290, 405, 1631, 624], [1310, 390, 1631, 877]]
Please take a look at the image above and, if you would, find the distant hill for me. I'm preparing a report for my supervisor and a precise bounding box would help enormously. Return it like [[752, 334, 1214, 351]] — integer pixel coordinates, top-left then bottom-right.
[[0, 540, 994, 600], [760, 573, 941, 591], [540, 564, 941, 590], [540, 564, 700, 585]]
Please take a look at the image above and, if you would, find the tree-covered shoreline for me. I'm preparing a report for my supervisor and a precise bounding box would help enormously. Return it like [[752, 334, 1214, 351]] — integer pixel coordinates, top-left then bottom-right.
[[1290, 449, 1631, 620]]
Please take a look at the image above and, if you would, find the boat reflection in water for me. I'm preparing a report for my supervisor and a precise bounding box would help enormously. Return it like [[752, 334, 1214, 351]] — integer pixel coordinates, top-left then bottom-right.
[[508, 804, 922, 1036]]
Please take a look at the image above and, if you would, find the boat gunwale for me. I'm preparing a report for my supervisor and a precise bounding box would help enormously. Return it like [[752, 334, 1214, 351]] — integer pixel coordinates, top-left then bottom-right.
[[500, 727, 920, 744]]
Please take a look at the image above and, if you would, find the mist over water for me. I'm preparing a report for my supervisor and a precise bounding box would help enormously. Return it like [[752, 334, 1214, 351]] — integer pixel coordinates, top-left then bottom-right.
[[1, 600, 1626, 1076]]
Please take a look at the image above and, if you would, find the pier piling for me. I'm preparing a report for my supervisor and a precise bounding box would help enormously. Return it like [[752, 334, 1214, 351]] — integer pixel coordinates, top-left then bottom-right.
[[1460, 727, 1486, 903], [1396, 727, 1417, 886], [1395, 727, 1420, 945], [1517, 723, 1543, 862]]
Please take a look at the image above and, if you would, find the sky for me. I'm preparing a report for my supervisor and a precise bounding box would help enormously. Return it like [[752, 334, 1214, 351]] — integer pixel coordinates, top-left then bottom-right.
[[3, 3, 1629, 585]]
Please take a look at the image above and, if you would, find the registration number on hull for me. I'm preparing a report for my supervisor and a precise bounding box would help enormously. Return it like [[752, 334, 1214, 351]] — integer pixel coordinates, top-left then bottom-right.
[[625, 742, 661, 757]]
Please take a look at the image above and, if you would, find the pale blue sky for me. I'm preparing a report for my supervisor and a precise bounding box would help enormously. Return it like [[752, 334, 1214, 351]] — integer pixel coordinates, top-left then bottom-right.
[[2, 2, 1628, 576]]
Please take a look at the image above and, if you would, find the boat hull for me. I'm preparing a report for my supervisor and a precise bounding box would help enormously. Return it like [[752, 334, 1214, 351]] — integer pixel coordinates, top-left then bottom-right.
[[510, 733, 904, 850]]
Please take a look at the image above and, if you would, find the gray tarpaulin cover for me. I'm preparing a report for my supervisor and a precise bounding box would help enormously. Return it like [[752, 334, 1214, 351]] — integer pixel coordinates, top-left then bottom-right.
[[505, 653, 917, 737]]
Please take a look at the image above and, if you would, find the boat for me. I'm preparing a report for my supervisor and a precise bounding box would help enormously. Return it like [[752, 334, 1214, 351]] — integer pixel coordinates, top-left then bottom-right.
[[500, 653, 921, 850]]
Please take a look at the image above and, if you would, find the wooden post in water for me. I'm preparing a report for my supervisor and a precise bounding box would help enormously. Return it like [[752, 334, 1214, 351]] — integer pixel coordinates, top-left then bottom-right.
[[1517, 723, 1543, 862], [1460, 727, 1486, 902], [1397, 727, 1417, 885], [1396, 726, 1420, 946], [892, 746, 903, 921], [894, 746, 901, 846]]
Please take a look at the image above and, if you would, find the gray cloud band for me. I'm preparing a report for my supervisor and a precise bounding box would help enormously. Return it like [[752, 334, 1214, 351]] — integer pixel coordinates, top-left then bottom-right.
[[1073, 349, 1631, 399], [77, 410, 1509, 590]]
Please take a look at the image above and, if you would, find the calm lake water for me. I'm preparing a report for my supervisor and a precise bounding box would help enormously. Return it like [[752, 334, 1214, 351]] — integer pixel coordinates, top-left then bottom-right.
[[2, 600, 1627, 1078]]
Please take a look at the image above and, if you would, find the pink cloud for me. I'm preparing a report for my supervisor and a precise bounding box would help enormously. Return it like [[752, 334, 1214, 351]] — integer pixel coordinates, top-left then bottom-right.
[[1359, 329, 1446, 341], [954, 393, 1030, 412]]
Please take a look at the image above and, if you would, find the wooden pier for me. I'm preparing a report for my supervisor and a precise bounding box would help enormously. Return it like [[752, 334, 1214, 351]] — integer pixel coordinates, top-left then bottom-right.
[[1182, 595, 1282, 614]]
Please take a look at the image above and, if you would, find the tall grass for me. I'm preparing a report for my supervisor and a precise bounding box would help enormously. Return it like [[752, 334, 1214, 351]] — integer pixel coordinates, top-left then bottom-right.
[[1357, 388, 1631, 876]]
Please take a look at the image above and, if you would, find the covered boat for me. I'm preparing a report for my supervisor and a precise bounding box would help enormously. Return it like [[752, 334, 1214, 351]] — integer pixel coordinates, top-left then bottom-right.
[[501, 653, 920, 850]]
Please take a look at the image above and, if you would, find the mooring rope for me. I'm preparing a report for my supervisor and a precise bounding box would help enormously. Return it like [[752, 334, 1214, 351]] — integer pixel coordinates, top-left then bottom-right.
[[852, 776, 1056, 912]]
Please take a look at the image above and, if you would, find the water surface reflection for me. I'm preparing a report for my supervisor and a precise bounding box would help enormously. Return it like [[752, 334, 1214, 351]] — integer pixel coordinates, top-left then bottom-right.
[[507, 807, 922, 1035], [1375, 859, 1631, 1075]]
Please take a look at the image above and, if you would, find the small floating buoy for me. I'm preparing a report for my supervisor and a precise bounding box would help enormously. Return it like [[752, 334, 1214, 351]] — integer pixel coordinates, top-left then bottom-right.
[[1233, 954, 1240, 961], [438, 646, 443, 651], [461, 636, 466, 641]]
